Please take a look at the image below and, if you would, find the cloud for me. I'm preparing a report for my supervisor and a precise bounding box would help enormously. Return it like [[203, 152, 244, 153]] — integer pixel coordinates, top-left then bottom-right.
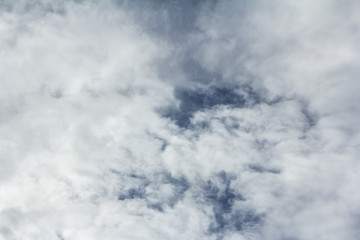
[[0, 0, 359, 239]]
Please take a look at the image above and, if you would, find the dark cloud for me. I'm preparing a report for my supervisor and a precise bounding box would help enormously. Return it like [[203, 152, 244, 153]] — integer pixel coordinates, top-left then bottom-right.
[[300, 104, 318, 131], [118, 187, 146, 200], [248, 164, 281, 174]]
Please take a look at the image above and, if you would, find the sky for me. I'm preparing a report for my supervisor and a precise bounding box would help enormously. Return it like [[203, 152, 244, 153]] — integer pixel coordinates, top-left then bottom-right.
[[0, 0, 360, 239]]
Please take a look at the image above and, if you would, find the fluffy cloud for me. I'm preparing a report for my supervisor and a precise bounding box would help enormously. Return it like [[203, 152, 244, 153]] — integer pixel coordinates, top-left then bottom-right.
[[0, 0, 359, 239]]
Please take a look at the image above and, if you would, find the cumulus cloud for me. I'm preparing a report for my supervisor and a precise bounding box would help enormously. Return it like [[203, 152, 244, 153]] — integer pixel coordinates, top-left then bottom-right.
[[0, 0, 359, 239]]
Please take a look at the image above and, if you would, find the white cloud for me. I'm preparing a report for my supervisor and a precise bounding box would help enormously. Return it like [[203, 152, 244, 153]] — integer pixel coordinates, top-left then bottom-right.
[[0, 0, 359, 239]]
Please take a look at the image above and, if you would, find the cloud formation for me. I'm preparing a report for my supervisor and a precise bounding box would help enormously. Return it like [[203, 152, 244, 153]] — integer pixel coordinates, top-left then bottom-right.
[[0, 0, 360, 239]]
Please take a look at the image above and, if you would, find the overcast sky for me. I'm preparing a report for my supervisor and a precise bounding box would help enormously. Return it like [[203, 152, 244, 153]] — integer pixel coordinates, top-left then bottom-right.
[[0, 0, 360, 239]]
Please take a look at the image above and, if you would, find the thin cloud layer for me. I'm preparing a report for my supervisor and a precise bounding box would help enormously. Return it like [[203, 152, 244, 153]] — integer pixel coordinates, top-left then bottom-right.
[[0, 1, 359, 240]]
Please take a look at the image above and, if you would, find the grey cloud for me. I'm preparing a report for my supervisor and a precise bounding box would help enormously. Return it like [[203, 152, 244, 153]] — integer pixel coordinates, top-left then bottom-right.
[[115, 0, 219, 44]]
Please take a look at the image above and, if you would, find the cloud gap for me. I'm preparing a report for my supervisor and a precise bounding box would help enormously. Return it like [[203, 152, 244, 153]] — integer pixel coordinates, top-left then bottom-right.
[[198, 171, 264, 237], [161, 85, 262, 128], [117, 171, 190, 211]]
